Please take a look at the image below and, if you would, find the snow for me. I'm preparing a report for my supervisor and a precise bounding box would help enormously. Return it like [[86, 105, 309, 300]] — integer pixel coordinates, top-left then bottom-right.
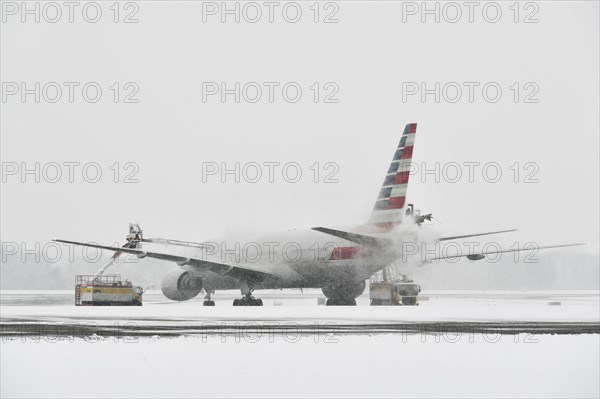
[[2, 290, 599, 326], [1, 333, 599, 398], [1, 290, 598, 398]]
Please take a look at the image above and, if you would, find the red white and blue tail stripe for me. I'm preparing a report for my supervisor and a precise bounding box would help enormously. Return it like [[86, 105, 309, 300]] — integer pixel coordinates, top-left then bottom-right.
[[367, 123, 417, 231]]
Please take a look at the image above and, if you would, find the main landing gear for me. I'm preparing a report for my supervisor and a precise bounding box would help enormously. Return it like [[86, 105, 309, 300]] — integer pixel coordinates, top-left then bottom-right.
[[322, 281, 365, 306], [233, 294, 263, 306], [233, 281, 263, 306], [325, 298, 357, 306]]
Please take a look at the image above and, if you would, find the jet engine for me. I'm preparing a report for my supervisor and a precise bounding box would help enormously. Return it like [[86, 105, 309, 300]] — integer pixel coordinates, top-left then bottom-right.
[[161, 269, 203, 301], [322, 280, 366, 299]]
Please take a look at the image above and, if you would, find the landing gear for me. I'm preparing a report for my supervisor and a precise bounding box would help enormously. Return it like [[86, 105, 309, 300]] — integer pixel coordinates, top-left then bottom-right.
[[233, 294, 263, 306], [326, 298, 356, 306], [233, 281, 263, 306], [322, 281, 364, 306], [203, 291, 215, 306]]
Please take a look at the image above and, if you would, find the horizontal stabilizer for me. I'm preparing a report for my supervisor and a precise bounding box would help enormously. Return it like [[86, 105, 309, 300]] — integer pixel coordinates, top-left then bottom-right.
[[311, 227, 391, 247]]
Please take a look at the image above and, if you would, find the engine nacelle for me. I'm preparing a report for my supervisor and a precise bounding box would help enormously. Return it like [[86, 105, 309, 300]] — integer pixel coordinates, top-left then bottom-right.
[[161, 269, 203, 301], [322, 280, 366, 299], [466, 254, 486, 261]]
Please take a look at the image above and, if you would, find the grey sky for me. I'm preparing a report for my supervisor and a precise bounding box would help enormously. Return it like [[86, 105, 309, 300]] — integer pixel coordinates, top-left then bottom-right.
[[1, 1, 598, 255]]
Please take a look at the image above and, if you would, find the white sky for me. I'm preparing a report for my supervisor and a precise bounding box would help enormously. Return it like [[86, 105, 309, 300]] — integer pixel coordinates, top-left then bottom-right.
[[1, 1, 598, 254]]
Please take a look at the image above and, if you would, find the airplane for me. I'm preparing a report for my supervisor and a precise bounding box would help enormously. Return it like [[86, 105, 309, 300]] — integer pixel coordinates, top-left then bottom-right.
[[54, 123, 585, 306]]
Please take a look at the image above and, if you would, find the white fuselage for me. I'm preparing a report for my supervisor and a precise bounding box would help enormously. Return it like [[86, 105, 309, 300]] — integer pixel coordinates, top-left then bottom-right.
[[167, 226, 405, 292]]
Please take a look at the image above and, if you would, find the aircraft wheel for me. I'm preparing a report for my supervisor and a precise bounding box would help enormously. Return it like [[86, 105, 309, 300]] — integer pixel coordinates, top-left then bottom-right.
[[203, 300, 215, 306], [346, 298, 357, 306], [234, 296, 263, 306], [326, 298, 356, 306]]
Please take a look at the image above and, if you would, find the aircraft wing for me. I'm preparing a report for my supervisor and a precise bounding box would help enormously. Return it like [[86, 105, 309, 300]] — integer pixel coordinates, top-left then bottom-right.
[[438, 229, 518, 241], [53, 239, 277, 279], [428, 242, 587, 261]]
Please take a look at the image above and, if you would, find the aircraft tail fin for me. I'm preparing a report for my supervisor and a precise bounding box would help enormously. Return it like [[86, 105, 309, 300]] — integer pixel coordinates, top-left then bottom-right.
[[366, 123, 417, 232]]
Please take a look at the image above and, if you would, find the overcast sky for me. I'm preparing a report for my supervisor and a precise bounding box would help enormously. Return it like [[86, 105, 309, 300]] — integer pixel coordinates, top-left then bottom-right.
[[1, 1, 598, 255]]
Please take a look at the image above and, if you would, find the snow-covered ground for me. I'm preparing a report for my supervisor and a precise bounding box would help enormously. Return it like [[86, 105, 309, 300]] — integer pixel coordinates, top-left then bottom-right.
[[1, 290, 598, 325], [1, 290, 599, 398], [1, 333, 599, 398]]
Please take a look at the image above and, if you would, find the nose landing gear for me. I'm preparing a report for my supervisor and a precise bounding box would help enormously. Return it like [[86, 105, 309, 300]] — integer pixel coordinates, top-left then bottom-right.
[[202, 290, 215, 306]]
